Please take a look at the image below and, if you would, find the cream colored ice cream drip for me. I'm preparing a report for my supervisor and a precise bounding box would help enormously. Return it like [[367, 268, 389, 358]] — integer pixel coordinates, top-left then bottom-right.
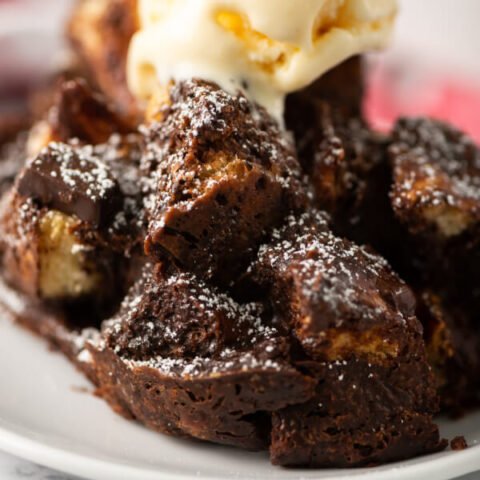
[[128, 0, 397, 122]]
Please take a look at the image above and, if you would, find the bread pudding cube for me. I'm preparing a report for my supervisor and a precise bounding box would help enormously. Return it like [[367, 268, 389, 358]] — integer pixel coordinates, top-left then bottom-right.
[[390, 117, 480, 241], [251, 210, 445, 466], [0, 194, 106, 300], [142, 79, 306, 283]]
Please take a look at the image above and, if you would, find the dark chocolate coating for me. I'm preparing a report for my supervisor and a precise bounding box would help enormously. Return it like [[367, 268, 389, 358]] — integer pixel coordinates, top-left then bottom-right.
[[143, 79, 306, 284], [251, 211, 445, 466], [287, 56, 365, 119], [252, 210, 419, 357], [17, 142, 122, 227]]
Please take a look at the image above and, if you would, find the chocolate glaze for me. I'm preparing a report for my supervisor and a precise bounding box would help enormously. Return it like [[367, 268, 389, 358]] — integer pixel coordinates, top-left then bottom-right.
[[143, 79, 307, 284], [17, 142, 122, 227]]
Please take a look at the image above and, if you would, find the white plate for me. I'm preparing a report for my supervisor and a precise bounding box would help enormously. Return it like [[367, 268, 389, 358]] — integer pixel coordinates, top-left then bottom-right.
[[1, 313, 480, 480], [1, 2, 480, 480]]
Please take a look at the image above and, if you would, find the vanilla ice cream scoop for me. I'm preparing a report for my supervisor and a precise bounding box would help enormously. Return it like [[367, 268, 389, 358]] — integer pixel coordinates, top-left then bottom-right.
[[128, 0, 397, 121]]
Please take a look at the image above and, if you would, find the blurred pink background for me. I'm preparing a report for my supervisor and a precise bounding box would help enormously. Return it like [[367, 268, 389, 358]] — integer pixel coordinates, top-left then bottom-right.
[[366, 0, 480, 142], [0, 0, 480, 140]]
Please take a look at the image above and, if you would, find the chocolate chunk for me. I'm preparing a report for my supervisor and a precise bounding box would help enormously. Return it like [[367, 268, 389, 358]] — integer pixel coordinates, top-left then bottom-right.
[[450, 436, 468, 451], [0, 192, 122, 308], [17, 142, 121, 227]]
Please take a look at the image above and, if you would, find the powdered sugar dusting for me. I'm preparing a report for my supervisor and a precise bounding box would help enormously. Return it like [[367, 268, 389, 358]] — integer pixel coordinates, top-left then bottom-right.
[[391, 118, 480, 210], [34, 142, 117, 201], [100, 263, 288, 377], [256, 211, 411, 329], [141, 80, 303, 228], [124, 350, 283, 378]]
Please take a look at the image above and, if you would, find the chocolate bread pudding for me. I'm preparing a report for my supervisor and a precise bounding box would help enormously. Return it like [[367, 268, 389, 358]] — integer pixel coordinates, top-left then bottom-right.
[[3, 0, 480, 470], [142, 80, 306, 284]]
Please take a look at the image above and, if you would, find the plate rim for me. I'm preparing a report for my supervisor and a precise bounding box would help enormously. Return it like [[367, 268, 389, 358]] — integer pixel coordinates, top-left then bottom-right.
[[1, 303, 480, 480], [2, 417, 480, 480]]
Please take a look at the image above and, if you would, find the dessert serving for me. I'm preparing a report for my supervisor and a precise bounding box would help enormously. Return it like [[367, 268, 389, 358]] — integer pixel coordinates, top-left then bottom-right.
[[2, 0, 480, 470]]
